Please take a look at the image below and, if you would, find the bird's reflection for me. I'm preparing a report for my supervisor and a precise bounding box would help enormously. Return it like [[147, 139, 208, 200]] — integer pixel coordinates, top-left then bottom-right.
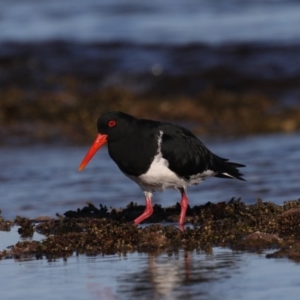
[[117, 248, 239, 299], [148, 251, 191, 298]]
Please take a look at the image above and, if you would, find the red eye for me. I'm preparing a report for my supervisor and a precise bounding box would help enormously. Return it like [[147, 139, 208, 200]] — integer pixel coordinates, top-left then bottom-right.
[[108, 120, 116, 127]]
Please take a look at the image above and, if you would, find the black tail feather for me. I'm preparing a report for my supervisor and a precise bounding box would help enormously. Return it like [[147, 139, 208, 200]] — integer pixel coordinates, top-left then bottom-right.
[[214, 157, 246, 181]]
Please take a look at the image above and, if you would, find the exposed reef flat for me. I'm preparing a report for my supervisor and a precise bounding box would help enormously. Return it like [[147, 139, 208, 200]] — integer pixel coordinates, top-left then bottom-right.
[[1, 42, 300, 145], [1, 198, 300, 262]]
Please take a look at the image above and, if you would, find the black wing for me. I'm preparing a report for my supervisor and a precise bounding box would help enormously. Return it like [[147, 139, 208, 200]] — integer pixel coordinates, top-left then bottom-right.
[[160, 124, 245, 181]]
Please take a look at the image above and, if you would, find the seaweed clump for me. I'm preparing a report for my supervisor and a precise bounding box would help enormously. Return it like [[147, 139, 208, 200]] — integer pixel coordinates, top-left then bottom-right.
[[0, 210, 13, 231], [1, 198, 300, 261]]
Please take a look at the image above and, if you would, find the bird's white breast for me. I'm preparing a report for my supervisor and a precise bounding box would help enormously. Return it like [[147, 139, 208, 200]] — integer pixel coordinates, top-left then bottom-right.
[[134, 152, 186, 191]]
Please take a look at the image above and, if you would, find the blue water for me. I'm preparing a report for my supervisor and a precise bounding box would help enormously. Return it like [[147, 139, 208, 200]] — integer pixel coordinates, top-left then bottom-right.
[[0, 132, 299, 220], [1, 133, 300, 299], [0, 0, 300, 44], [0, 244, 299, 300], [1, 2, 300, 298]]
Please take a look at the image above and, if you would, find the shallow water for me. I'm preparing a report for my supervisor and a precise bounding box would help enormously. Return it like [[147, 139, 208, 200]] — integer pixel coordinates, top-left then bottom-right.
[[1, 0, 300, 44], [0, 238, 299, 300], [1, 133, 300, 299], [0, 132, 299, 220]]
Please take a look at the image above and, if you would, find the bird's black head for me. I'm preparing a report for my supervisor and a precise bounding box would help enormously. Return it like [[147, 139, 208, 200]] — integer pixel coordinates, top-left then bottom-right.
[[79, 111, 137, 171], [97, 111, 137, 141]]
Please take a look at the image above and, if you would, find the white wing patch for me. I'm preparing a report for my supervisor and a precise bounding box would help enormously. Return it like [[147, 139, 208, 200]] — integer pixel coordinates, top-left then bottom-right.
[[221, 172, 235, 179], [188, 170, 216, 185]]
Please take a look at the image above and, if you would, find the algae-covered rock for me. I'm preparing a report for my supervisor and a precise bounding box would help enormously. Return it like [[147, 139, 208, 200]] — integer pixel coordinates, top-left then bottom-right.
[[1, 199, 300, 261]]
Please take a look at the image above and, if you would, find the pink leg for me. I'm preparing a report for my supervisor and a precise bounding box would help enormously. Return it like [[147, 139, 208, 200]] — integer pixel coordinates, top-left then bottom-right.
[[134, 197, 153, 225], [179, 190, 188, 229]]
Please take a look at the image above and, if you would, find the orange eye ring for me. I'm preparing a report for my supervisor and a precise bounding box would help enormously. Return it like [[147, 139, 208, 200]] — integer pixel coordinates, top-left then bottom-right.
[[108, 120, 116, 127]]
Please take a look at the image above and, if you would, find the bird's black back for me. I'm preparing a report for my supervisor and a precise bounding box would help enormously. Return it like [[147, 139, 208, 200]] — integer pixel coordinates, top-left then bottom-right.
[[99, 111, 245, 180]]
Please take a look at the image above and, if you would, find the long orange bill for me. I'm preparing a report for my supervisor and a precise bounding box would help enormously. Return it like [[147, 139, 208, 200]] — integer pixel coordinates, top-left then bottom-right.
[[78, 133, 108, 171]]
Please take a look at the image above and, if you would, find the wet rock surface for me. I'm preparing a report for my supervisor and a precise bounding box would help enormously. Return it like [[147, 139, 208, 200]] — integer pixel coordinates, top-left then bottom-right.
[[1, 198, 300, 261]]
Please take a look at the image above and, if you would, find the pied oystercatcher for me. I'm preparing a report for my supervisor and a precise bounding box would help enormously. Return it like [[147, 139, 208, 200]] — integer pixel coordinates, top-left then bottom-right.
[[79, 111, 245, 228]]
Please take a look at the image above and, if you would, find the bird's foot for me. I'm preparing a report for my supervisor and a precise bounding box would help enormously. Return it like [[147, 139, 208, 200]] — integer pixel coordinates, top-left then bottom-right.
[[179, 223, 185, 231]]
